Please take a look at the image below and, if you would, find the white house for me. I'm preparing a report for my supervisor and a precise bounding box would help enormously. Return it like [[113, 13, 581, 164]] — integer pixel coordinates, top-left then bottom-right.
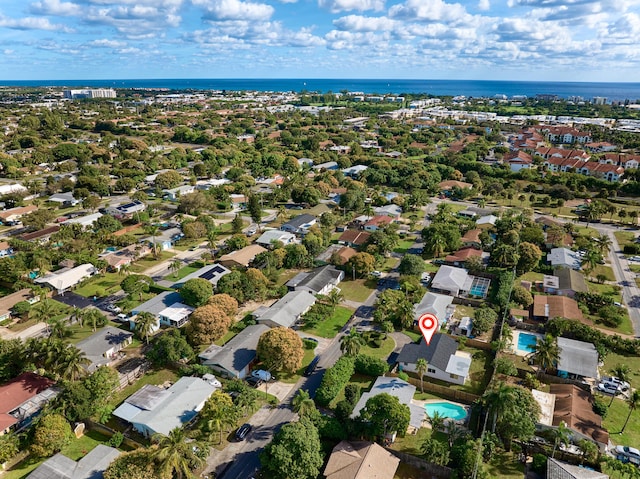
[[105, 200, 146, 219], [547, 248, 582, 270], [113, 376, 217, 437], [431, 265, 472, 297], [131, 291, 194, 328], [256, 230, 297, 248], [413, 292, 455, 325], [76, 326, 133, 372], [396, 334, 472, 386], [163, 185, 195, 201], [281, 214, 317, 235], [34, 263, 97, 294], [286, 265, 344, 296]]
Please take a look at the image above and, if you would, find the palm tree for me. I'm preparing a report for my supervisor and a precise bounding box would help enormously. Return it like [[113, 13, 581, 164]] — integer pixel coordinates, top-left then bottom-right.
[[618, 209, 627, 225], [580, 249, 602, 277], [292, 389, 316, 418], [445, 421, 464, 448], [144, 224, 160, 258], [416, 358, 428, 394], [552, 421, 570, 458], [425, 232, 447, 258], [29, 299, 58, 333], [135, 312, 157, 344], [170, 258, 182, 278], [58, 346, 90, 381], [152, 428, 204, 478], [48, 317, 71, 339], [482, 382, 514, 433], [533, 334, 559, 375], [594, 233, 612, 256], [340, 328, 365, 357], [118, 263, 131, 276], [622, 390, 640, 433], [426, 410, 445, 432]]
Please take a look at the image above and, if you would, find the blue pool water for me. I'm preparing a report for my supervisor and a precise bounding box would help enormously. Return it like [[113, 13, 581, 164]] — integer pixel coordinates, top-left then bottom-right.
[[425, 402, 468, 421], [105, 246, 118, 252], [469, 285, 486, 296], [517, 332, 539, 354]]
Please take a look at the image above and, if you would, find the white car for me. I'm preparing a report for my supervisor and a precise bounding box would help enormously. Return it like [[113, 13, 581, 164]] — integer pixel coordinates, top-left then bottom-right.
[[370, 271, 382, 278], [106, 304, 122, 314], [597, 376, 630, 394], [615, 445, 640, 465]]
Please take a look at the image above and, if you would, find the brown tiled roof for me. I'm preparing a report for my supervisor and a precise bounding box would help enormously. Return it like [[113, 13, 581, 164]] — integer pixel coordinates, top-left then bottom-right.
[[445, 247, 482, 263], [336, 247, 357, 264], [532, 295, 584, 321], [0, 289, 34, 318], [0, 373, 55, 431], [218, 244, 267, 268], [462, 228, 482, 244], [20, 225, 60, 242], [338, 229, 371, 246], [0, 205, 37, 220], [364, 216, 393, 227], [323, 441, 400, 479], [550, 384, 609, 446]]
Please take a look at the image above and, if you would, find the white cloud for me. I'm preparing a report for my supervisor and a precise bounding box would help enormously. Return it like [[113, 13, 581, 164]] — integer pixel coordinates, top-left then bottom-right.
[[186, 21, 324, 48], [0, 15, 72, 31], [324, 29, 389, 49], [318, 0, 384, 13], [192, 0, 274, 21], [478, 0, 490, 10], [333, 14, 396, 31], [389, 0, 469, 22], [29, 0, 78, 16], [87, 38, 127, 47]]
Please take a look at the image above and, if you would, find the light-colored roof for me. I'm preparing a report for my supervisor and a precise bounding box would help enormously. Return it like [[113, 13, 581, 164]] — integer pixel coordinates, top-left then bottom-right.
[[323, 441, 400, 479], [431, 265, 472, 292], [546, 458, 609, 479], [557, 337, 599, 379], [158, 302, 194, 322], [62, 212, 103, 226], [256, 230, 296, 246], [256, 290, 316, 328], [445, 354, 472, 377], [532, 388, 556, 426], [218, 244, 267, 268], [113, 376, 216, 436], [351, 377, 424, 429], [476, 214, 497, 225], [413, 292, 453, 322], [28, 444, 121, 479], [173, 263, 231, 288], [547, 247, 581, 269], [76, 326, 133, 371], [34, 264, 96, 291], [133, 291, 183, 316]]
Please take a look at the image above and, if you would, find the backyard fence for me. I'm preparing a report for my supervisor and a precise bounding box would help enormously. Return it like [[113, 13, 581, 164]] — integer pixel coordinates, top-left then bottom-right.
[[116, 358, 151, 391], [385, 448, 453, 478], [389, 372, 480, 404]]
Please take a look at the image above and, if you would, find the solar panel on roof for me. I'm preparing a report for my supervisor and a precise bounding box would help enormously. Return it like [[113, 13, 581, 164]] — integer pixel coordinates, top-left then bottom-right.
[[199, 265, 227, 281]]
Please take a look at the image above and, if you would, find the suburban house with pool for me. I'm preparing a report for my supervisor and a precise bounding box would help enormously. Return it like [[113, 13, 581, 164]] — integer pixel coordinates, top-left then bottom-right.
[[396, 334, 472, 386], [556, 337, 599, 381], [430, 265, 490, 299]]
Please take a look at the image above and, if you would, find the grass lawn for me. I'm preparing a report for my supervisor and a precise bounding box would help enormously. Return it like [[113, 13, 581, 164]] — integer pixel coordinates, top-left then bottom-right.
[[302, 305, 354, 338], [603, 352, 640, 390], [614, 231, 636, 249], [587, 281, 622, 301], [591, 264, 615, 281], [275, 269, 300, 287], [394, 239, 416, 254], [115, 292, 156, 313], [329, 373, 375, 409], [591, 312, 634, 336], [359, 336, 396, 361], [390, 426, 433, 456], [74, 273, 124, 298], [172, 239, 203, 251], [169, 262, 204, 281], [601, 393, 640, 447], [423, 261, 441, 273], [453, 304, 476, 321], [518, 271, 544, 283], [340, 279, 376, 302], [382, 256, 400, 270], [402, 329, 422, 342], [107, 368, 178, 410], [130, 251, 176, 273], [2, 430, 111, 479], [214, 328, 238, 346], [67, 321, 120, 344], [484, 451, 526, 479]]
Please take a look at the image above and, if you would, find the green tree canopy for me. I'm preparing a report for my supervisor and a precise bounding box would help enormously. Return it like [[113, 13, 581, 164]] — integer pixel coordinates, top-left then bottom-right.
[[179, 278, 213, 307]]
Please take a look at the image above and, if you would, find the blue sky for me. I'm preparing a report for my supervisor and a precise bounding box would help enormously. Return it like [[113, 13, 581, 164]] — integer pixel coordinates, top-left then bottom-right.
[[1, 0, 640, 81]]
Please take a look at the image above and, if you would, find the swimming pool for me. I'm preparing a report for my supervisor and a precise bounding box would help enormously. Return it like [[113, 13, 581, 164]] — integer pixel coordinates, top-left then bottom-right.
[[425, 402, 468, 421], [517, 332, 539, 354], [468, 276, 491, 298]]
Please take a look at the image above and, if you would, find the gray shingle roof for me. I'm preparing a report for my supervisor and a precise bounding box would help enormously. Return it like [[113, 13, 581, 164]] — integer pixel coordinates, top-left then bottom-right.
[[27, 445, 120, 479], [282, 214, 316, 230], [293, 265, 343, 294], [132, 291, 183, 316], [396, 334, 458, 372], [557, 337, 599, 379], [256, 290, 316, 328], [199, 324, 269, 376]]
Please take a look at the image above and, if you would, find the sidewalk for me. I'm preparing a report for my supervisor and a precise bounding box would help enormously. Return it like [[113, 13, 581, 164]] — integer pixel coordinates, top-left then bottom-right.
[[0, 321, 47, 340]]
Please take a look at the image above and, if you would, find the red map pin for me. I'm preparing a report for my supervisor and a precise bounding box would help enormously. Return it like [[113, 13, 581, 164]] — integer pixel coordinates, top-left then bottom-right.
[[418, 313, 439, 345]]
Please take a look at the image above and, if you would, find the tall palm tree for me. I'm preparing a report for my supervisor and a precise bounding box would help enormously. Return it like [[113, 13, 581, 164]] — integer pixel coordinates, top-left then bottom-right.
[[170, 258, 182, 278], [533, 334, 559, 375], [594, 234, 612, 256], [482, 382, 514, 433], [58, 346, 90, 381], [552, 421, 570, 458], [580, 249, 602, 277], [145, 224, 160, 258], [292, 390, 316, 418], [426, 410, 445, 432], [48, 317, 71, 339], [135, 312, 157, 344], [340, 328, 365, 357], [425, 233, 447, 258], [416, 358, 428, 394], [622, 390, 640, 433], [152, 428, 204, 478]]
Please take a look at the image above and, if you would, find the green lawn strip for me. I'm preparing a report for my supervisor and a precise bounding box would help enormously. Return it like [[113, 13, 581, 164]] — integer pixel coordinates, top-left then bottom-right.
[[67, 322, 117, 344], [129, 251, 176, 273], [587, 281, 622, 301], [74, 273, 124, 298], [393, 239, 416, 255], [329, 374, 375, 409], [2, 430, 111, 479], [423, 261, 440, 273], [518, 271, 544, 283], [214, 328, 239, 346], [276, 346, 316, 384], [462, 348, 493, 395], [591, 265, 615, 282], [401, 329, 422, 342], [382, 256, 400, 270], [115, 292, 156, 313], [484, 451, 526, 479], [169, 262, 204, 281], [614, 231, 636, 249], [601, 393, 640, 448], [301, 305, 354, 338], [340, 279, 376, 302], [453, 304, 476, 321], [172, 239, 204, 251], [590, 312, 634, 336], [107, 368, 178, 410], [275, 269, 302, 287], [602, 352, 640, 390], [389, 426, 433, 456], [359, 336, 396, 361]]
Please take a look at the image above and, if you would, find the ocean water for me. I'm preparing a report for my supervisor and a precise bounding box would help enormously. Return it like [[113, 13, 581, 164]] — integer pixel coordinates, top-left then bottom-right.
[[2, 78, 640, 101]]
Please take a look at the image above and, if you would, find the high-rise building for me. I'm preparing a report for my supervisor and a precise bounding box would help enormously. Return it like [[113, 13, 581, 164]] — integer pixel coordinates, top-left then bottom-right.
[[63, 89, 116, 99]]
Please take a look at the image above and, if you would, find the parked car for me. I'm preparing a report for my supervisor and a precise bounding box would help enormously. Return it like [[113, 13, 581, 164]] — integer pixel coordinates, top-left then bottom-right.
[[370, 271, 382, 278], [115, 313, 128, 322], [251, 369, 272, 381], [106, 304, 122, 314], [304, 356, 320, 377], [235, 423, 252, 441], [246, 376, 263, 388], [615, 445, 640, 465], [597, 376, 630, 394]]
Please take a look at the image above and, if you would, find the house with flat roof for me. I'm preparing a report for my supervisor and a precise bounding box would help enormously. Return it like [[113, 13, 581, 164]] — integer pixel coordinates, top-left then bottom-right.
[[131, 291, 194, 328], [557, 337, 599, 380], [350, 376, 426, 432], [547, 247, 582, 270], [253, 290, 316, 329], [199, 324, 269, 379], [281, 214, 317, 235], [34, 263, 97, 294], [76, 326, 133, 372], [163, 185, 195, 201], [431, 265, 472, 297], [396, 334, 472, 386], [0, 373, 58, 435], [286, 265, 344, 296], [113, 376, 216, 437], [27, 444, 120, 479], [218, 244, 267, 269], [255, 230, 297, 248], [323, 441, 400, 479]]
